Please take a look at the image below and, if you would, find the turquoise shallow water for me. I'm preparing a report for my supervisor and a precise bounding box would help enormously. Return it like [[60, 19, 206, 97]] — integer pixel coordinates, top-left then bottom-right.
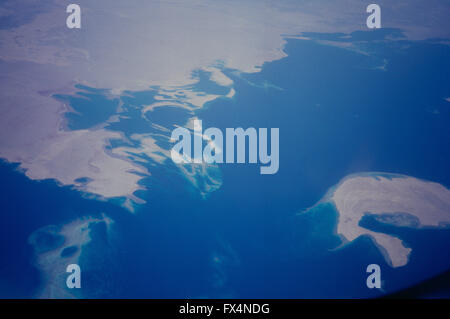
[[1, 29, 450, 298]]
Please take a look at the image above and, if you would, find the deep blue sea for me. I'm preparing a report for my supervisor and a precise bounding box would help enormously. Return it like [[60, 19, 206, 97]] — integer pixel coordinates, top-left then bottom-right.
[[1, 29, 449, 298]]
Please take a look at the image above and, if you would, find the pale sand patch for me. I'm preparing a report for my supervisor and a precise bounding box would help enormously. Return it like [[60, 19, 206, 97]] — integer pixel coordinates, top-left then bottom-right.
[[21, 129, 148, 200], [226, 88, 236, 99], [331, 173, 450, 267]]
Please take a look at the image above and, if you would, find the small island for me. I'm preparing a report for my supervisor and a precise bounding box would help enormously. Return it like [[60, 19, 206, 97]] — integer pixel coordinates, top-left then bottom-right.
[[312, 172, 450, 267]]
